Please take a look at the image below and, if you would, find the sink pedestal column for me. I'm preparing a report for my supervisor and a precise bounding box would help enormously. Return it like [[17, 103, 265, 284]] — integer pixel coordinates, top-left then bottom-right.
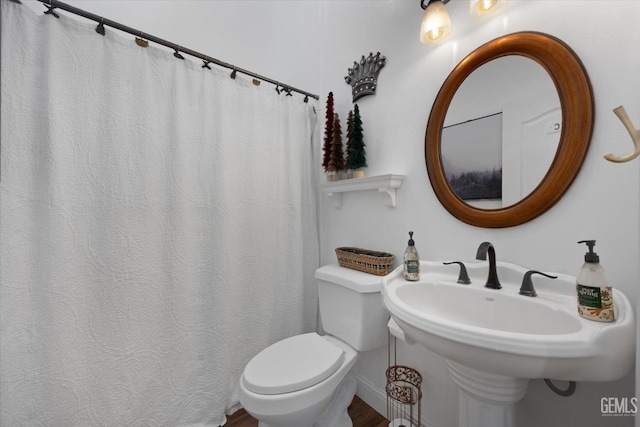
[[446, 361, 529, 427]]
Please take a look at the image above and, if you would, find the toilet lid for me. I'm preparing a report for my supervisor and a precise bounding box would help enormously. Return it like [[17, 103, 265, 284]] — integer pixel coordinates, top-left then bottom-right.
[[243, 333, 345, 395]]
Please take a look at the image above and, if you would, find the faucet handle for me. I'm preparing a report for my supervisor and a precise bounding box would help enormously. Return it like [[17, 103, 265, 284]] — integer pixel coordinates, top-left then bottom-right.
[[520, 270, 557, 297], [443, 261, 471, 284]]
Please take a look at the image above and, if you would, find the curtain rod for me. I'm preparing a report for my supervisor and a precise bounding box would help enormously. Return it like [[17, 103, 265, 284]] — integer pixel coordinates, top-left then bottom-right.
[[32, 0, 320, 101]]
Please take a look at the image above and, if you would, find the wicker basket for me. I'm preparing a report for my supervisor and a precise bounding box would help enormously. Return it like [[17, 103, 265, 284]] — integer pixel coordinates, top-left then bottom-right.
[[335, 247, 395, 276]]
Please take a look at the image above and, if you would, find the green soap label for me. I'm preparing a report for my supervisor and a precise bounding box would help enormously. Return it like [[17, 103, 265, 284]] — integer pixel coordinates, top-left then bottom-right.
[[577, 284, 601, 308], [406, 260, 419, 273]]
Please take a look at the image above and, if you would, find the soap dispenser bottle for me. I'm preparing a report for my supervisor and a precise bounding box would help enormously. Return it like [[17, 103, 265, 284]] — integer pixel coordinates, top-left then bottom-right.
[[576, 240, 615, 322], [403, 231, 420, 281]]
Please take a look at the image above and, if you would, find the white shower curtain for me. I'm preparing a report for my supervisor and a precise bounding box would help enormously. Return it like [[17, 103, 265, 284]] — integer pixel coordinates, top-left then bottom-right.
[[1, 2, 319, 425]]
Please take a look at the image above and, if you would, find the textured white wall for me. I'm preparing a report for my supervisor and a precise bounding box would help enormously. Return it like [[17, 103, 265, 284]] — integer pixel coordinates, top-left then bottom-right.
[[316, 2, 639, 427], [21, 0, 639, 426]]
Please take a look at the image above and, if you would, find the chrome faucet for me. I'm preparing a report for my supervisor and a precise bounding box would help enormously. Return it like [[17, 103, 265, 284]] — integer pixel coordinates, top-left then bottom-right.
[[475, 242, 501, 289]]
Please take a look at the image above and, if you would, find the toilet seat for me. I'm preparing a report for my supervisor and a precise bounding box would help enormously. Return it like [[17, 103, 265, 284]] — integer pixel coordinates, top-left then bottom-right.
[[242, 333, 345, 395]]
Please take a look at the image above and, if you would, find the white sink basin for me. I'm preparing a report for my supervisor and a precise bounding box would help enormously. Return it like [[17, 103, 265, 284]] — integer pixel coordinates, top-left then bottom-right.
[[396, 281, 582, 335], [382, 261, 635, 382]]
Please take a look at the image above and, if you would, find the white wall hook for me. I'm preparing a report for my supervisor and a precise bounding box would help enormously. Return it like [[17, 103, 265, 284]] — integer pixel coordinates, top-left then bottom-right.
[[604, 106, 640, 163]]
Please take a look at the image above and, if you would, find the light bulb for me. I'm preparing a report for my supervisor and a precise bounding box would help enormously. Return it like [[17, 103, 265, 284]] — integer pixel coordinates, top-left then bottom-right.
[[420, 1, 451, 43], [470, 0, 505, 16]]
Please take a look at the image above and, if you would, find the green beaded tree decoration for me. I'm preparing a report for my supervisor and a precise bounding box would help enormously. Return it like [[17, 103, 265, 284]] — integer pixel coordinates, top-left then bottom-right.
[[345, 110, 354, 166], [346, 104, 367, 172]]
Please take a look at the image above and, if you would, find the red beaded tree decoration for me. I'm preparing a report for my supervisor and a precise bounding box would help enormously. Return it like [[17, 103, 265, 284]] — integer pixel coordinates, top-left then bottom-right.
[[327, 113, 346, 175], [322, 92, 335, 172]]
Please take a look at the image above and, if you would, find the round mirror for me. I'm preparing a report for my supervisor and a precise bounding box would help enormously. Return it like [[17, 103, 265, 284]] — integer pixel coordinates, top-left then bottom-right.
[[443, 56, 560, 209], [425, 32, 593, 228]]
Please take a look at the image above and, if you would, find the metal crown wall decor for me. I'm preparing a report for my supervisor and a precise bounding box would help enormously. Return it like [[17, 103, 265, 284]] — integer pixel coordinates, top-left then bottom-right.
[[344, 52, 386, 102]]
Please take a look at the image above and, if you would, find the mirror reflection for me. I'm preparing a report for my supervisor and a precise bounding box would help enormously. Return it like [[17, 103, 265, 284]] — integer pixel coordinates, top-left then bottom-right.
[[441, 56, 560, 209]]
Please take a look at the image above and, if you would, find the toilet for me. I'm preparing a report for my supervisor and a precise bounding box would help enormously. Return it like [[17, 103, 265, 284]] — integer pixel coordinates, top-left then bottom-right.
[[238, 264, 388, 427]]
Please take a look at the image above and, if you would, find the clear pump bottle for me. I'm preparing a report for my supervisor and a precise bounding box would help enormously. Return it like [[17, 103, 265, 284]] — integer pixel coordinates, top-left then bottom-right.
[[403, 231, 420, 281], [576, 240, 614, 322]]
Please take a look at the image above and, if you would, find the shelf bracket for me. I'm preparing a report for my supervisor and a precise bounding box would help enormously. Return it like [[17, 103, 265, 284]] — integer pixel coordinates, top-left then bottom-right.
[[325, 191, 343, 208], [379, 186, 398, 207]]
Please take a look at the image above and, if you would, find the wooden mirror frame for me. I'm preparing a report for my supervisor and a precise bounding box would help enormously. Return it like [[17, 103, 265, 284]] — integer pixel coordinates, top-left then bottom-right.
[[425, 31, 594, 228]]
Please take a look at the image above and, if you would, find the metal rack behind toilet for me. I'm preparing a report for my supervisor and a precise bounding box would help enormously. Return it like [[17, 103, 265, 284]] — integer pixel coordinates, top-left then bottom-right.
[[386, 320, 422, 427]]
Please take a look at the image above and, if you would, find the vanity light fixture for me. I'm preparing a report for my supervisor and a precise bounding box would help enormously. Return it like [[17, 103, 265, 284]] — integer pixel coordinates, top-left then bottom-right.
[[420, 0, 507, 43], [469, 0, 505, 16], [420, 0, 452, 43]]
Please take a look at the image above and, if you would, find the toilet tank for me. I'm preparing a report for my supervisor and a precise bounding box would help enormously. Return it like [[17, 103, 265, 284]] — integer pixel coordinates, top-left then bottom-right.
[[314, 264, 388, 352]]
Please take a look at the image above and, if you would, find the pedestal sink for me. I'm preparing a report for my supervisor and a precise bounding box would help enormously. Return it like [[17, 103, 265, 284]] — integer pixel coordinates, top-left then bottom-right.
[[382, 261, 635, 427]]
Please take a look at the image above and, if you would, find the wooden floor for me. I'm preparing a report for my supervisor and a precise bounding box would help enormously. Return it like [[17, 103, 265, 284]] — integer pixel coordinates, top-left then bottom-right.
[[224, 395, 388, 427]]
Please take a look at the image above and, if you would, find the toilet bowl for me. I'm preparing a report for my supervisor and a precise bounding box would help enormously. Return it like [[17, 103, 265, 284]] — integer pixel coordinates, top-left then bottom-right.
[[239, 334, 358, 427], [238, 264, 388, 427]]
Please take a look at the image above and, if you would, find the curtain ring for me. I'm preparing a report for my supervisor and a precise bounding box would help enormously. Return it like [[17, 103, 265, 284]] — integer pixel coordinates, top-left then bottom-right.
[[135, 31, 149, 48], [44, 0, 60, 18], [95, 17, 106, 36]]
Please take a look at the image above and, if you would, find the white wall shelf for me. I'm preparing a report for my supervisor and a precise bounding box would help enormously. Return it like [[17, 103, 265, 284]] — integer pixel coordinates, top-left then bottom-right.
[[318, 174, 405, 208]]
